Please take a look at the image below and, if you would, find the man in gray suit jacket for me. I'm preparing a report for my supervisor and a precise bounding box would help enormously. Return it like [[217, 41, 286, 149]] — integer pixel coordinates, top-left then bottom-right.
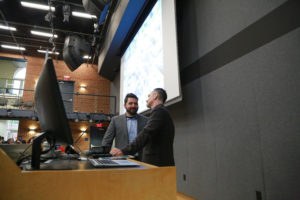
[[102, 93, 148, 160], [110, 88, 175, 166]]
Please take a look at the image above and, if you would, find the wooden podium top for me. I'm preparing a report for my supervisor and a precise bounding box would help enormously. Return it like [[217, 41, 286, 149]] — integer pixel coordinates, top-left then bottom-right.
[[0, 148, 177, 200]]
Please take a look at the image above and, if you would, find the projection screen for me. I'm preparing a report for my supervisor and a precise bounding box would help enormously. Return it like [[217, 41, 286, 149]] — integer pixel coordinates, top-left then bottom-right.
[[120, 0, 181, 114]]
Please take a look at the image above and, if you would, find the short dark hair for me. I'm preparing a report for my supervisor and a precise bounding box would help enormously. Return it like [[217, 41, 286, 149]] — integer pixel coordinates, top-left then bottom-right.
[[124, 93, 138, 104], [154, 88, 167, 103]]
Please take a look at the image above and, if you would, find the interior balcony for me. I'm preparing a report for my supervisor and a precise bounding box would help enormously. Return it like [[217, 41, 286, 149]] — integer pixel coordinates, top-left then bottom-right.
[[0, 87, 116, 123]]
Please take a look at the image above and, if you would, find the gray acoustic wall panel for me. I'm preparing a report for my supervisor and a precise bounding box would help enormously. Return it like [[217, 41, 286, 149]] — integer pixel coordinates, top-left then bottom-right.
[[201, 64, 264, 200], [248, 28, 300, 200], [177, 0, 287, 70], [171, 80, 217, 199], [171, 0, 300, 199]]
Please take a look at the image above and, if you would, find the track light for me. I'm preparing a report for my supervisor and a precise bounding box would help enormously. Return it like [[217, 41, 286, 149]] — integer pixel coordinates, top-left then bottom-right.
[[63, 5, 71, 23], [1, 44, 25, 51], [37, 50, 59, 55], [83, 55, 91, 59], [31, 30, 58, 38], [72, 11, 97, 19], [44, 11, 56, 23], [0, 24, 17, 31], [88, 114, 93, 123], [21, 1, 55, 12]]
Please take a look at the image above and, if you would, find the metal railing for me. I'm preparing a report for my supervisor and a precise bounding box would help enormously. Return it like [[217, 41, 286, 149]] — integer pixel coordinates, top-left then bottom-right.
[[0, 78, 25, 96], [0, 87, 116, 115]]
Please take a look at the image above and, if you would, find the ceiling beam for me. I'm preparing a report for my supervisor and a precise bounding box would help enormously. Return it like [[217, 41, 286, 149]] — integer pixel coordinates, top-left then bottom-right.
[[0, 33, 64, 45], [0, 40, 63, 50], [51, 0, 84, 8], [0, 20, 94, 37]]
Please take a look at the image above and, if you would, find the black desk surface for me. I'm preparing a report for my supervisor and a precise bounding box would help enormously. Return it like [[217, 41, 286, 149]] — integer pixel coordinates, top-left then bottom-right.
[[22, 157, 146, 171]]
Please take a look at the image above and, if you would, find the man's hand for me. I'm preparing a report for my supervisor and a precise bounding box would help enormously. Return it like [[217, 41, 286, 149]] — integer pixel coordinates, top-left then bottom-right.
[[110, 147, 124, 156]]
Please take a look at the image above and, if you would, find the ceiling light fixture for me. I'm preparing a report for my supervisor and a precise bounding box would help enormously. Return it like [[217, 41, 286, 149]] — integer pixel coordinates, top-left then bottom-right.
[[21, 1, 55, 12], [31, 30, 58, 38], [1, 44, 25, 51], [37, 49, 59, 55], [83, 55, 91, 59], [0, 24, 17, 31], [72, 11, 97, 19]]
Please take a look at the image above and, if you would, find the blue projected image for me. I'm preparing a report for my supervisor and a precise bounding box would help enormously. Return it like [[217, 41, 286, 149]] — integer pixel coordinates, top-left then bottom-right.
[[122, 0, 163, 113]]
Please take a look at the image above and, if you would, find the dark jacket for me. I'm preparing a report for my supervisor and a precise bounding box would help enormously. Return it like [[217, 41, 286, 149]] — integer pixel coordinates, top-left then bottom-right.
[[122, 104, 175, 166]]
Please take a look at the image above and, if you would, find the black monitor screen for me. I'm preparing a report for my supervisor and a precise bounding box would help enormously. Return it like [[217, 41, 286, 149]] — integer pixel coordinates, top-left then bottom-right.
[[34, 58, 73, 145]]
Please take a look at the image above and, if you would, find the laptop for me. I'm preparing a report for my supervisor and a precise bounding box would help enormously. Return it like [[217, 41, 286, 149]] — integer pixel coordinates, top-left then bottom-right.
[[89, 158, 140, 168]]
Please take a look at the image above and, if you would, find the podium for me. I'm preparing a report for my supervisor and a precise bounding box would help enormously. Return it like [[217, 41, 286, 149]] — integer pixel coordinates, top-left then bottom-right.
[[0, 148, 176, 200]]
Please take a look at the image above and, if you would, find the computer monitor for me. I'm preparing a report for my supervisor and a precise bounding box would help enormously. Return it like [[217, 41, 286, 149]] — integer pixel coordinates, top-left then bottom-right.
[[32, 58, 73, 169]]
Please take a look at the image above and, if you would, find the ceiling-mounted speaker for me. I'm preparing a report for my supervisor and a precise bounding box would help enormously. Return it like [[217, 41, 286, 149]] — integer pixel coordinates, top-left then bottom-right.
[[82, 0, 111, 17], [63, 35, 90, 71]]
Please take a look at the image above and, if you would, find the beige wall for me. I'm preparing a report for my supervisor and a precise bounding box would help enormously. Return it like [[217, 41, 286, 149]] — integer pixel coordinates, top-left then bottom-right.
[[0, 60, 18, 80]]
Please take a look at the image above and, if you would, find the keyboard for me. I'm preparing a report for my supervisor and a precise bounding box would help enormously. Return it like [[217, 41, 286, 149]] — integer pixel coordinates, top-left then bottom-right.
[[89, 158, 140, 168], [92, 159, 118, 165]]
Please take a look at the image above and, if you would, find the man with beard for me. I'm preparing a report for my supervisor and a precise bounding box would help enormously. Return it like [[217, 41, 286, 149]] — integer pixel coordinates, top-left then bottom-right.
[[110, 88, 175, 166], [102, 93, 148, 160]]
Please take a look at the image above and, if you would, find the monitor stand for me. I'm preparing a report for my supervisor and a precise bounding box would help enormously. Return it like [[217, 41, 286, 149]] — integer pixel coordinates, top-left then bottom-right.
[[31, 131, 50, 170]]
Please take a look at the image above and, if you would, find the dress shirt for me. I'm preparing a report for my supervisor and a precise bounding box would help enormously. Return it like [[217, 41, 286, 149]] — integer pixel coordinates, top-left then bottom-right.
[[126, 116, 138, 143]]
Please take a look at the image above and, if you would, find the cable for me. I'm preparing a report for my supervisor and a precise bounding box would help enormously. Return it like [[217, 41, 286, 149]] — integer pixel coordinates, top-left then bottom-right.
[[16, 140, 56, 167], [47, 0, 58, 62], [20, 143, 33, 157]]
